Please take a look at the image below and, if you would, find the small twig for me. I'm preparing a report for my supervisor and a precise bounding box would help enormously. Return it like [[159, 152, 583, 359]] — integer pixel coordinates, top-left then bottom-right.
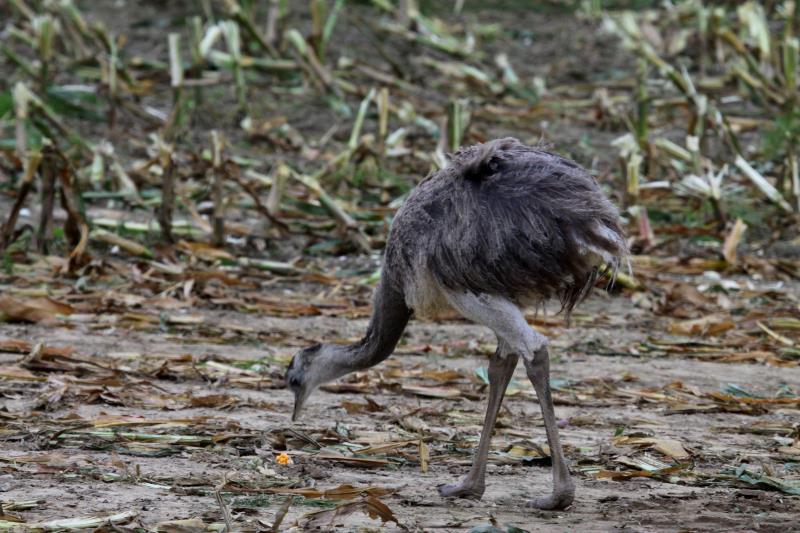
[[286, 29, 341, 97], [0, 152, 41, 252], [92, 228, 155, 259], [271, 496, 294, 533], [37, 147, 57, 254], [228, 163, 289, 231], [210, 131, 225, 247], [264, 0, 282, 47], [158, 142, 176, 244], [164, 33, 185, 140], [214, 486, 234, 533], [267, 163, 290, 215], [289, 147, 372, 253], [237, 257, 302, 275], [224, 0, 279, 57], [349, 88, 376, 150], [53, 149, 90, 272]]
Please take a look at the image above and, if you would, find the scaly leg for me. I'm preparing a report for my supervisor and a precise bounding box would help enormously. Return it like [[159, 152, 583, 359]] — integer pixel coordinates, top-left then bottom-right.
[[438, 340, 519, 499], [438, 291, 573, 508], [523, 346, 575, 510]]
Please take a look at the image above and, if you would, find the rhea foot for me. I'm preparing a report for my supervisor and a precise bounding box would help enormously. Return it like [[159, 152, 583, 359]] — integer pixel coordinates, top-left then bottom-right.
[[437, 478, 485, 500], [525, 486, 575, 510]]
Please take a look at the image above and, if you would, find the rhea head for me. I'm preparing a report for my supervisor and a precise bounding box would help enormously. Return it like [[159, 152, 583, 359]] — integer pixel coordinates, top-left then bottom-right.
[[286, 342, 351, 421]]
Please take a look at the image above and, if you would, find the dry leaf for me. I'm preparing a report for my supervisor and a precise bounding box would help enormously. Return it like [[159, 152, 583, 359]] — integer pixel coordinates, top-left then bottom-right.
[[341, 397, 384, 414], [0, 339, 75, 356], [316, 454, 392, 468], [667, 314, 734, 336], [156, 517, 208, 533], [0, 296, 74, 323], [298, 496, 399, 529], [723, 218, 747, 265], [419, 440, 429, 473], [0, 365, 45, 381], [777, 445, 800, 457], [620, 437, 691, 460], [177, 240, 234, 261], [401, 384, 462, 398], [261, 483, 395, 501]]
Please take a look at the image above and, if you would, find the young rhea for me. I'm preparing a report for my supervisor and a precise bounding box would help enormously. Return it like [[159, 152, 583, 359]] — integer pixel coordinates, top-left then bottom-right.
[[286, 137, 627, 510]]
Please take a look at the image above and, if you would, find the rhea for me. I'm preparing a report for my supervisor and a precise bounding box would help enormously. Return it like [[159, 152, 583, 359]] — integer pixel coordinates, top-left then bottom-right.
[[285, 137, 627, 510]]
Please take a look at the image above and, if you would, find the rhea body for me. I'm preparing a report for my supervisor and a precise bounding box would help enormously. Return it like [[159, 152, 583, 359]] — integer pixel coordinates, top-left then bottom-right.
[[286, 137, 627, 510]]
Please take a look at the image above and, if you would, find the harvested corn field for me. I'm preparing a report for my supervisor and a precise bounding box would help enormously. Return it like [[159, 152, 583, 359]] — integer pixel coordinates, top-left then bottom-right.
[[1, 1, 799, 531]]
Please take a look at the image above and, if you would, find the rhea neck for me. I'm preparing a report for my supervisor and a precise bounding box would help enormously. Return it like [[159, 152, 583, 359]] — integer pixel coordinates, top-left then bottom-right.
[[319, 279, 412, 380]]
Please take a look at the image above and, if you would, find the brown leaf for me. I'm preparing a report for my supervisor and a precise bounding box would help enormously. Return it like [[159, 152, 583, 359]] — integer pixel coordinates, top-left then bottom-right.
[[298, 496, 399, 529], [259, 483, 395, 501], [384, 368, 464, 382], [0, 339, 75, 357], [0, 296, 74, 323], [316, 453, 392, 468], [595, 469, 654, 480], [177, 240, 234, 261], [401, 384, 462, 398], [658, 281, 711, 318], [0, 365, 45, 381], [419, 440, 429, 473], [778, 445, 800, 457], [723, 218, 747, 265], [619, 437, 691, 460], [188, 394, 239, 408], [155, 517, 207, 533], [667, 314, 734, 336], [356, 440, 419, 455], [341, 397, 384, 414]]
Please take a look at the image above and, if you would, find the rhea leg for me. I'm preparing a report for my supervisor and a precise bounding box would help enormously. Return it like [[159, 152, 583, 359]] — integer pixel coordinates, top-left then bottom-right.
[[440, 291, 573, 509], [438, 341, 519, 499], [524, 346, 575, 510]]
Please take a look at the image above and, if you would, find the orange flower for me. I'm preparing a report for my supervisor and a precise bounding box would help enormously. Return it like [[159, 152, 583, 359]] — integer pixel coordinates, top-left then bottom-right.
[[276, 452, 292, 465]]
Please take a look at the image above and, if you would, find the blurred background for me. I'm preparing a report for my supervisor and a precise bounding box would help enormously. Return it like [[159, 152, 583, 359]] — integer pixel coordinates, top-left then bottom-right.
[[1, 0, 798, 266]]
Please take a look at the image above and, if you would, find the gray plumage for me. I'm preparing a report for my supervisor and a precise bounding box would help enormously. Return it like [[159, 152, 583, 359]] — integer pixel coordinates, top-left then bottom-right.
[[286, 137, 628, 511], [385, 137, 626, 318]]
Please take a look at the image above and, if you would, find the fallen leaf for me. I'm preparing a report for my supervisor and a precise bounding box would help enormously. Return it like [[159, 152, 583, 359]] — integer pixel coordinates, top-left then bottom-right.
[[316, 453, 392, 468], [667, 314, 734, 336], [778, 445, 800, 456], [723, 218, 747, 265], [0, 296, 74, 323], [619, 437, 691, 460], [341, 397, 384, 414], [298, 496, 399, 529], [155, 517, 207, 533], [0, 365, 45, 381], [735, 465, 800, 495], [0, 339, 74, 356], [401, 384, 462, 398], [177, 240, 234, 261], [253, 483, 395, 501], [21, 510, 138, 530], [419, 440, 429, 473]]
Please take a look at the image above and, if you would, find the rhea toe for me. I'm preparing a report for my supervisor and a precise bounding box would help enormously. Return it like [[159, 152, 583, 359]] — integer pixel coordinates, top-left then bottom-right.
[[285, 137, 628, 510]]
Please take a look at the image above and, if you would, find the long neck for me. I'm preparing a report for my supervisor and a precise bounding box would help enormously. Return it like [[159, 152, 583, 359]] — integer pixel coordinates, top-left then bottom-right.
[[319, 278, 411, 382], [309, 277, 412, 389], [344, 278, 412, 372]]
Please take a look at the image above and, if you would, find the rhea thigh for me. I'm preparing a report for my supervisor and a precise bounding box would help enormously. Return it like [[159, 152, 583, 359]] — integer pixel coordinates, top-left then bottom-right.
[[442, 291, 547, 359]]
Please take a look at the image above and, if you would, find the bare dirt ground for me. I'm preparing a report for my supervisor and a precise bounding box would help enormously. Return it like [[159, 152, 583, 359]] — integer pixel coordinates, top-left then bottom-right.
[[1, 268, 799, 532]]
